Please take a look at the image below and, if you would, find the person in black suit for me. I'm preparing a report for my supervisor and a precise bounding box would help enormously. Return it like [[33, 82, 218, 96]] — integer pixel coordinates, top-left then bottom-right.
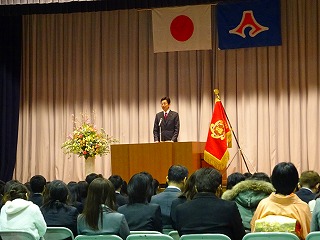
[[175, 168, 246, 240], [41, 180, 79, 238], [295, 170, 320, 203], [118, 172, 162, 232], [151, 165, 188, 230], [153, 96, 180, 142], [108, 175, 129, 208], [29, 174, 47, 207]]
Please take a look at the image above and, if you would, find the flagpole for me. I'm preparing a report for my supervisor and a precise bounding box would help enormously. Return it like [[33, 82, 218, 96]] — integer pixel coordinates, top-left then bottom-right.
[[214, 89, 251, 173]]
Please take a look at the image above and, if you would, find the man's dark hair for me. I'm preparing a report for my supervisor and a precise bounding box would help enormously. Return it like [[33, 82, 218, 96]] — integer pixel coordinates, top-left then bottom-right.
[[85, 173, 103, 185], [250, 172, 271, 182], [299, 170, 320, 189], [108, 175, 124, 190], [195, 168, 222, 193], [30, 175, 46, 193], [78, 180, 89, 199], [168, 165, 188, 183], [226, 172, 245, 190], [271, 162, 299, 195], [160, 96, 171, 104]]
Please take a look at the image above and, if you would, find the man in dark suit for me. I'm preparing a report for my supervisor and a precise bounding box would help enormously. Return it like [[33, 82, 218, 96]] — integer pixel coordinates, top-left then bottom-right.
[[29, 174, 46, 207], [108, 174, 129, 208], [295, 170, 320, 203], [151, 165, 188, 231], [175, 168, 246, 240], [153, 96, 180, 142]]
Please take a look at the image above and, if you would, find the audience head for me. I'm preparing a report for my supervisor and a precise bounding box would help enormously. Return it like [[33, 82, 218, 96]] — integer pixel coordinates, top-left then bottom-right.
[[271, 162, 299, 195], [108, 175, 124, 191], [84, 178, 116, 211], [85, 173, 103, 185], [195, 168, 222, 194], [152, 179, 160, 195], [120, 180, 128, 196], [78, 180, 89, 200], [43, 180, 69, 207], [250, 172, 271, 182], [180, 171, 198, 200], [139, 171, 154, 202], [226, 172, 245, 190], [167, 165, 188, 189], [298, 170, 320, 190], [128, 173, 153, 204], [67, 181, 80, 203], [3, 180, 21, 194], [243, 172, 253, 179], [30, 175, 46, 194], [82, 178, 116, 230], [3, 182, 29, 202]]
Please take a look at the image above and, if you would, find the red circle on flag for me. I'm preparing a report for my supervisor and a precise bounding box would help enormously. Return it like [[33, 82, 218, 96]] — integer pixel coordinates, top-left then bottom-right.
[[170, 15, 194, 42]]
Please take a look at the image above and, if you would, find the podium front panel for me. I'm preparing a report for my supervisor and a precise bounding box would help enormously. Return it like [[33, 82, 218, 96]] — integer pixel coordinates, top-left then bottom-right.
[[111, 142, 206, 184]]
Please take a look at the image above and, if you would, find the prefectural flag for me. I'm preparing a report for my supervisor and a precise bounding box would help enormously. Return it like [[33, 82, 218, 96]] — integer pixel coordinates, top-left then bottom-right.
[[217, 0, 282, 50], [152, 5, 212, 53], [204, 96, 232, 170]]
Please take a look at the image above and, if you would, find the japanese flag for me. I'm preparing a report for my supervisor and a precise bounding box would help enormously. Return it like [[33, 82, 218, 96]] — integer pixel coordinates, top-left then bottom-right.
[[152, 5, 212, 53]]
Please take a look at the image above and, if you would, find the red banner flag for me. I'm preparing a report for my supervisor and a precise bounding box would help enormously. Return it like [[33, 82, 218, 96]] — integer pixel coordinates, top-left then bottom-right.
[[204, 97, 232, 170]]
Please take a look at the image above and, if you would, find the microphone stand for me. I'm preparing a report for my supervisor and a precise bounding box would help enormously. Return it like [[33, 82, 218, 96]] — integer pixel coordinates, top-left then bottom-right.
[[159, 118, 163, 142]]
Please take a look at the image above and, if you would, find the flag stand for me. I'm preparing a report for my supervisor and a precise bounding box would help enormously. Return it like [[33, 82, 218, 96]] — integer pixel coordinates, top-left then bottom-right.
[[214, 89, 253, 173]]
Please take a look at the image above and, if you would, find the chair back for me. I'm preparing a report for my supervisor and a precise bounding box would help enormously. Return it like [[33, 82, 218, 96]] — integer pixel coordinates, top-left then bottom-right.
[[167, 231, 179, 240], [180, 234, 231, 240], [74, 235, 123, 240], [130, 231, 162, 235], [0, 230, 36, 240], [127, 234, 174, 240], [306, 232, 320, 240], [44, 227, 75, 240], [243, 232, 300, 240]]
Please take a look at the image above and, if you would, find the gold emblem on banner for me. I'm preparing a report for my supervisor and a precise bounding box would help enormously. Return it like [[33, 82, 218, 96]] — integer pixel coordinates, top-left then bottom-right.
[[210, 120, 226, 140]]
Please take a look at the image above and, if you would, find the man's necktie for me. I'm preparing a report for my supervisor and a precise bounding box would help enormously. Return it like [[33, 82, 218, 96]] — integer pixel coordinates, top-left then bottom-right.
[[164, 112, 167, 119]]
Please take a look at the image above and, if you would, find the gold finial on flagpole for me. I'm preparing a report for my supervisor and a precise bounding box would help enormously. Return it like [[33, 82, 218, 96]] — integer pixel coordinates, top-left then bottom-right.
[[214, 89, 220, 101]]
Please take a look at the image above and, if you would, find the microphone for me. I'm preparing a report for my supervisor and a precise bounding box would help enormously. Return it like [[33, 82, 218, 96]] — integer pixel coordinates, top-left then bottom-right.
[[158, 118, 163, 126]]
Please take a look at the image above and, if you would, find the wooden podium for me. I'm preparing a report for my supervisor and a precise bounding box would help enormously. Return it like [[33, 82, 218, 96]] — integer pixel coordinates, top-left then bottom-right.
[[110, 142, 206, 183]]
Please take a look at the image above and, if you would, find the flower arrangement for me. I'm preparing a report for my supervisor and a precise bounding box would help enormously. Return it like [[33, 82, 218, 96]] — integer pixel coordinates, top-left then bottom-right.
[[62, 113, 118, 159]]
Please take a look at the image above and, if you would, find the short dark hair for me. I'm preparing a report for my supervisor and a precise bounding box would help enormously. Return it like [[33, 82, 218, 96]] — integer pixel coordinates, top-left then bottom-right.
[[226, 172, 245, 190], [128, 173, 152, 204], [250, 172, 271, 182], [30, 175, 46, 193], [77, 180, 89, 199], [271, 162, 299, 195], [67, 181, 80, 203], [160, 97, 171, 104], [195, 168, 222, 193], [85, 173, 103, 185], [299, 170, 320, 188], [108, 175, 124, 190], [168, 165, 188, 183]]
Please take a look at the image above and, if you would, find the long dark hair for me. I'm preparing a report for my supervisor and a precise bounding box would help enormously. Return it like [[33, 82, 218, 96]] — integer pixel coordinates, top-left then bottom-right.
[[82, 178, 116, 230], [128, 172, 153, 204]]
